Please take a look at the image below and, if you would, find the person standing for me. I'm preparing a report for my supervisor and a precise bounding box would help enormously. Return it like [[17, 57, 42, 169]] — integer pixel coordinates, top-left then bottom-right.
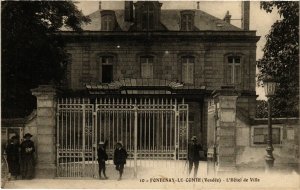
[[20, 133, 35, 179], [113, 141, 127, 181], [6, 136, 20, 179], [98, 140, 108, 180], [187, 136, 202, 177]]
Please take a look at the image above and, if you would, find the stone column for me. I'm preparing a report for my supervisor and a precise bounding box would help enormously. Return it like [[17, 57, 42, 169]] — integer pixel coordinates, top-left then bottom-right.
[[31, 85, 57, 178], [213, 86, 238, 174]]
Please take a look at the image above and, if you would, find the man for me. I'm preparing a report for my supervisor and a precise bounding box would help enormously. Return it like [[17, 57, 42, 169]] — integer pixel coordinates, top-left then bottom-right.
[[187, 136, 202, 177], [113, 141, 127, 181], [6, 136, 20, 179], [20, 133, 35, 179], [97, 140, 108, 179]]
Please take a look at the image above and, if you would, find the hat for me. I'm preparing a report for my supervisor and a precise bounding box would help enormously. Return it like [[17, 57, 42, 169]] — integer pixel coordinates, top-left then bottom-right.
[[99, 141, 104, 145], [191, 136, 197, 141], [116, 141, 123, 146], [24, 133, 33, 138]]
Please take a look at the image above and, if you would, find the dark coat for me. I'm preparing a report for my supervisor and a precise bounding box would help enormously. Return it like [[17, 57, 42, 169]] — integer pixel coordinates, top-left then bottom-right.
[[97, 147, 108, 162], [188, 142, 202, 162], [113, 148, 127, 165], [6, 143, 20, 175], [20, 139, 35, 179]]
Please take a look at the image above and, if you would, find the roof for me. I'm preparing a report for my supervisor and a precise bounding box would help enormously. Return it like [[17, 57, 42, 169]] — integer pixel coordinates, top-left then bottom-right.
[[81, 9, 242, 32]]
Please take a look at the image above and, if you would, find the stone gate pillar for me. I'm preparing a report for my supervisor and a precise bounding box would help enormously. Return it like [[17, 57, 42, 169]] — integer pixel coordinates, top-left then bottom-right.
[[31, 85, 57, 178], [212, 86, 238, 174]]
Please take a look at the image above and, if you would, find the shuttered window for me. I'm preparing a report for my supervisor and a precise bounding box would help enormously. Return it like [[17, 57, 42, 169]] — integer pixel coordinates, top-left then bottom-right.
[[181, 14, 193, 31], [182, 56, 194, 84], [227, 56, 241, 84], [142, 4, 154, 30], [141, 56, 154, 78]]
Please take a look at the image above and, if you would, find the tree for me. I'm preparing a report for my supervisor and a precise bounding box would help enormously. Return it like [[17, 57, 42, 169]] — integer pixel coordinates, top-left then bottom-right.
[[257, 2, 299, 117], [2, 1, 90, 118]]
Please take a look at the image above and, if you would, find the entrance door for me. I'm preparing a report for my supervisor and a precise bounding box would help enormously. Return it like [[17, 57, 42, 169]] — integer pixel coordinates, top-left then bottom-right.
[[56, 97, 188, 178]]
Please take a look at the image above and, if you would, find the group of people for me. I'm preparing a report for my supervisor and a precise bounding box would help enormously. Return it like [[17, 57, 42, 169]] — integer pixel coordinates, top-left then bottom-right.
[[5, 133, 36, 180], [97, 140, 127, 181]]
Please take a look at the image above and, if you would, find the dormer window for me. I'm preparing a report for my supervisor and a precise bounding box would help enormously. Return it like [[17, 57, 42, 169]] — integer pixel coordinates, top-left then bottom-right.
[[101, 10, 115, 31], [142, 4, 154, 30], [180, 11, 195, 31]]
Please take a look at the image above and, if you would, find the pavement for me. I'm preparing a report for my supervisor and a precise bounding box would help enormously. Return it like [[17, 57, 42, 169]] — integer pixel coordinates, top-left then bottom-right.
[[3, 161, 300, 190]]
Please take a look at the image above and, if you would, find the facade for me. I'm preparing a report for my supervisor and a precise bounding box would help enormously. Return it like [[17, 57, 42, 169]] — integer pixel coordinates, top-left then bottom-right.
[[62, 1, 258, 149]]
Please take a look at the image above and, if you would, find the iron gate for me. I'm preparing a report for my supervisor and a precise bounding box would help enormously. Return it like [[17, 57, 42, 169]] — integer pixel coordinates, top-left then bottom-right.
[[56, 98, 189, 178]]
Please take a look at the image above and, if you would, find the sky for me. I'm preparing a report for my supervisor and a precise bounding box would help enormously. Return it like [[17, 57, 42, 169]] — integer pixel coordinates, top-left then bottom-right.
[[76, 1, 281, 100]]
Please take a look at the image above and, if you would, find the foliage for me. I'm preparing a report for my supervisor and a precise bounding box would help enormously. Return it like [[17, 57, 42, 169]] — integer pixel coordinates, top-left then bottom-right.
[[1, 1, 90, 118], [257, 1, 299, 117]]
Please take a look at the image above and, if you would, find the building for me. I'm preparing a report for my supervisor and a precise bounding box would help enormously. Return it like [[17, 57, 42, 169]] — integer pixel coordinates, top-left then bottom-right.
[[49, 1, 260, 175]]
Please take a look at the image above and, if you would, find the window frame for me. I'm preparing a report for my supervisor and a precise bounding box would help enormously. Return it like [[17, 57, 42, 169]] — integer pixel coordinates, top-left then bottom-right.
[[141, 3, 155, 30], [97, 53, 117, 84], [140, 55, 154, 79], [101, 10, 115, 31], [224, 54, 243, 86], [181, 55, 195, 84], [180, 11, 195, 31], [251, 125, 283, 147]]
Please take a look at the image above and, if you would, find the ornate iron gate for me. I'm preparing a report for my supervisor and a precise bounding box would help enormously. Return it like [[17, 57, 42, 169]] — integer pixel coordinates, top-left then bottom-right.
[[56, 98, 188, 178]]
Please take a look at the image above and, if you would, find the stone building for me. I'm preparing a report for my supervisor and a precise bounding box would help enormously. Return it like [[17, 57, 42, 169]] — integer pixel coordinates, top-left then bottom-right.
[[62, 1, 257, 146]]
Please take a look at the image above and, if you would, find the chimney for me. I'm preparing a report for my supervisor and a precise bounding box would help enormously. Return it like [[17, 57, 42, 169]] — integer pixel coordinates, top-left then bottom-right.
[[223, 11, 231, 24], [197, 1, 200, 10], [241, 1, 250, 30], [124, 1, 133, 22], [99, 1, 101, 10]]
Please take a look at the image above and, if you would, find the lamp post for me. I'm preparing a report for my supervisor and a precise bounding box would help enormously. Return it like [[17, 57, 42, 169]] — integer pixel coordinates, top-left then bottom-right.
[[263, 77, 277, 171]]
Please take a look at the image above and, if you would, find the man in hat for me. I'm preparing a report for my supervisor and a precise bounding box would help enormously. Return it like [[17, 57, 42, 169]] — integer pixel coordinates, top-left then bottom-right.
[[187, 136, 203, 177], [6, 135, 20, 179], [20, 133, 35, 179], [97, 140, 108, 179], [113, 141, 127, 181]]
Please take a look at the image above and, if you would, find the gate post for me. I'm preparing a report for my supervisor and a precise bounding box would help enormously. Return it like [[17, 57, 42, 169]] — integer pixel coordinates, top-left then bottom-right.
[[31, 85, 57, 178], [212, 86, 238, 174]]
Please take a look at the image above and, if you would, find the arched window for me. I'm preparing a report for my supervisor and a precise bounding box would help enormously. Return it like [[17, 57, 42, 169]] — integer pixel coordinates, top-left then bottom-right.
[[181, 56, 195, 84], [140, 56, 154, 78], [101, 10, 115, 31]]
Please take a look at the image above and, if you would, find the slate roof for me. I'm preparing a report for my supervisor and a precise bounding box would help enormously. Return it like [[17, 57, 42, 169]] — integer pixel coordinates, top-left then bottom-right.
[[81, 9, 242, 31]]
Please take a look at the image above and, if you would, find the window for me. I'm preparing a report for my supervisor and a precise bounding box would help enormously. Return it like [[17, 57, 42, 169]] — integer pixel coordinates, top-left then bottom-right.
[[102, 15, 114, 31], [252, 126, 282, 145], [101, 56, 113, 83], [142, 4, 154, 30], [141, 56, 154, 78], [226, 56, 241, 84], [181, 56, 194, 84], [180, 11, 194, 31]]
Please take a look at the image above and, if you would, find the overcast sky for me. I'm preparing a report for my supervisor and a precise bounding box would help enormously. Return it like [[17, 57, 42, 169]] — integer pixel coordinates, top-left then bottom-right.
[[76, 1, 281, 99]]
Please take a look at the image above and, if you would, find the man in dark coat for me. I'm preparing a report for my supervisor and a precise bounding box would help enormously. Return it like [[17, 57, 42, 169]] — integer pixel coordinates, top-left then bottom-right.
[[6, 136, 20, 179], [98, 140, 108, 179], [187, 136, 202, 177], [113, 141, 127, 181], [20, 133, 35, 179]]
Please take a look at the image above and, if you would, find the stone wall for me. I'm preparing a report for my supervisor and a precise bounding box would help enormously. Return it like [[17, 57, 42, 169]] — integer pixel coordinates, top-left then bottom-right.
[[65, 41, 256, 92], [236, 117, 299, 172]]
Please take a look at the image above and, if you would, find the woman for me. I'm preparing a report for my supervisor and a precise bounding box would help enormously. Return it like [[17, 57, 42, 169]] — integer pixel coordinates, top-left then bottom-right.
[[20, 133, 35, 179]]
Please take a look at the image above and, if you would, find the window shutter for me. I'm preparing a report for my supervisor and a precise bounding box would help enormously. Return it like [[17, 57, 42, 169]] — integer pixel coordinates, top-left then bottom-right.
[[182, 63, 187, 83], [227, 64, 232, 84], [235, 64, 241, 84], [141, 63, 148, 78], [188, 63, 194, 84]]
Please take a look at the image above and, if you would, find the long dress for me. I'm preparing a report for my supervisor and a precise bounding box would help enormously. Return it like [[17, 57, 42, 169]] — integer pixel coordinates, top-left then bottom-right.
[[20, 140, 35, 179], [6, 142, 20, 176]]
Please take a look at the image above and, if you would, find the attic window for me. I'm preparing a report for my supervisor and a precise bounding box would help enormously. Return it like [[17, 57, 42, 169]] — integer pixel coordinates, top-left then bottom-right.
[[180, 11, 195, 31], [142, 3, 154, 30], [101, 10, 115, 31]]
